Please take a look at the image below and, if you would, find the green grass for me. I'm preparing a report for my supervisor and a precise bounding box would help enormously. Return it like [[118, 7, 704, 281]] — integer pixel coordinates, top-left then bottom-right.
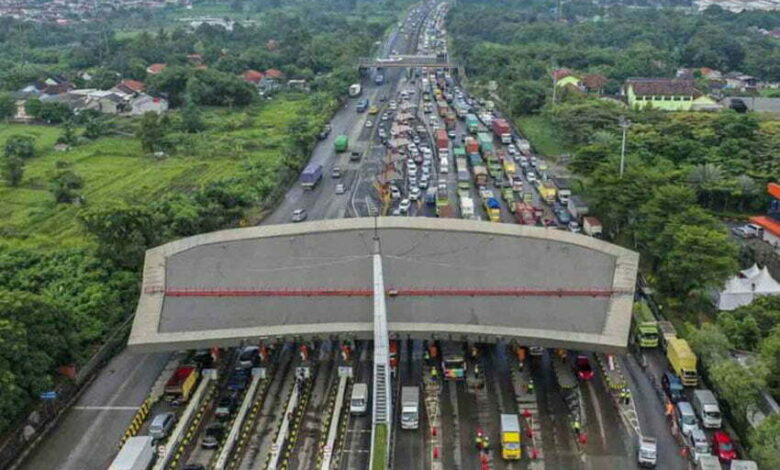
[[371, 423, 388, 470], [516, 115, 572, 157], [0, 97, 311, 250]]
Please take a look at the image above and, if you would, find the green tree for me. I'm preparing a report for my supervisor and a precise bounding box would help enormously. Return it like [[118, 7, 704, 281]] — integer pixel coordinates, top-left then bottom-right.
[[50, 168, 84, 203], [507, 80, 547, 116], [136, 112, 167, 154], [88, 68, 120, 90], [180, 100, 204, 133], [0, 93, 16, 120], [57, 120, 77, 146], [634, 185, 697, 260], [657, 224, 738, 299], [4, 135, 35, 160], [83, 117, 106, 140], [749, 413, 780, 469], [687, 323, 733, 364], [1, 156, 24, 187], [760, 326, 780, 398], [709, 358, 766, 425], [78, 204, 160, 268]]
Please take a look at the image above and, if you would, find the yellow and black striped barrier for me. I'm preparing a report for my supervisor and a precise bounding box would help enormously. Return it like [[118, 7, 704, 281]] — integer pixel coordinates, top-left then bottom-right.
[[118, 396, 156, 448]]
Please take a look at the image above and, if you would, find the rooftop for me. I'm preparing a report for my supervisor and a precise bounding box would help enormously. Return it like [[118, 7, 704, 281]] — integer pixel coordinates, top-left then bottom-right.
[[627, 78, 701, 97]]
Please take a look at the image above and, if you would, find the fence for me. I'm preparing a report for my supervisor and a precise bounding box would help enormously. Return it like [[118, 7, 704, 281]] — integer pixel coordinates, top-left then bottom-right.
[[0, 315, 134, 470]]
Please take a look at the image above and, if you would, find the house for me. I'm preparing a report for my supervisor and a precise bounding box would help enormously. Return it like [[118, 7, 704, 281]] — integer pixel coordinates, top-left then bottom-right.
[[146, 63, 167, 75], [750, 182, 780, 248], [84, 90, 126, 114], [264, 68, 284, 80], [241, 69, 264, 84], [287, 79, 309, 91], [114, 79, 144, 95], [129, 94, 168, 115], [582, 74, 608, 94], [724, 72, 758, 91], [552, 68, 581, 88], [624, 78, 719, 111], [186, 53, 203, 65]]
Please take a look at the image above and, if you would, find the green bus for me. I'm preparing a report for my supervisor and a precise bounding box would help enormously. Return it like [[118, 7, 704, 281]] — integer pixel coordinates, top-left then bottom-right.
[[334, 135, 348, 152]]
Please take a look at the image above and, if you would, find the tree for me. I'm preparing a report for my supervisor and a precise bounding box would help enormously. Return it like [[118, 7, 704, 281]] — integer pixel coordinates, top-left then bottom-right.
[[749, 413, 780, 469], [507, 80, 547, 115], [57, 120, 77, 146], [136, 112, 167, 154], [83, 117, 107, 140], [4, 135, 35, 160], [88, 68, 120, 90], [657, 224, 738, 299], [687, 323, 733, 364], [1, 157, 24, 187], [634, 185, 697, 260], [709, 358, 766, 426], [50, 168, 84, 203], [78, 204, 160, 268], [147, 66, 190, 108], [760, 326, 780, 398], [180, 100, 204, 133], [0, 93, 16, 120]]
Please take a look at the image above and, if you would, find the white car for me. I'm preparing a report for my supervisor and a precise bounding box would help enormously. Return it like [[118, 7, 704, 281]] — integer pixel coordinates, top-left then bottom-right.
[[409, 175, 417, 187], [390, 186, 401, 199], [526, 171, 537, 183], [399, 198, 411, 213], [408, 162, 418, 173], [409, 187, 421, 200], [507, 144, 518, 155], [335, 183, 346, 194], [365, 120, 373, 128]]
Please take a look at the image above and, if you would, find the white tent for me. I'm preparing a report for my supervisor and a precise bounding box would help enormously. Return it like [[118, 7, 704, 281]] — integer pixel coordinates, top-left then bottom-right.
[[718, 264, 780, 311]]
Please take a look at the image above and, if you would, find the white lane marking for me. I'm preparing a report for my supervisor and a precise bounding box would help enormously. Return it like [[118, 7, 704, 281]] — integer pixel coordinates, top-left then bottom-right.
[[72, 406, 139, 410], [587, 381, 608, 443]]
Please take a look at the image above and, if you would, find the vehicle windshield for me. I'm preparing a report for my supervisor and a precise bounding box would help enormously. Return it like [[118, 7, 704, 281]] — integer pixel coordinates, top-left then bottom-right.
[[706, 411, 721, 420], [402, 412, 416, 420], [351, 399, 365, 407], [444, 359, 465, 369], [639, 449, 656, 458], [695, 442, 710, 453], [643, 332, 658, 340], [720, 441, 734, 451], [505, 442, 521, 450], [682, 415, 696, 425]]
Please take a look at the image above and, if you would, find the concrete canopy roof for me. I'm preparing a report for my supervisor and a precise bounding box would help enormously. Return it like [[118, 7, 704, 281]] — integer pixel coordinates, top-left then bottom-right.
[[129, 218, 638, 353]]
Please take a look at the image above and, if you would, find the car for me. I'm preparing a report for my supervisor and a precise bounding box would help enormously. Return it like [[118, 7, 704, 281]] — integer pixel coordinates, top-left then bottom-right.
[[335, 183, 346, 194], [201, 423, 225, 449], [318, 124, 331, 140], [183, 465, 206, 470], [419, 177, 429, 189], [227, 369, 250, 391], [331, 167, 341, 178], [389, 100, 397, 110], [150, 412, 176, 439], [526, 171, 537, 183], [408, 162, 418, 173], [712, 431, 737, 462], [507, 144, 518, 155], [422, 166, 431, 178], [417, 125, 427, 134], [447, 130, 456, 139], [238, 345, 259, 368], [215, 394, 238, 419], [409, 187, 421, 201], [381, 113, 389, 121], [568, 221, 581, 233], [368, 106, 379, 114], [291, 208, 307, 222], [413, 135, 421, 144], [365, 120, 373, 128], [379, 95, 388, 102], [529, 346, 544, 356], [399, 198, 411, 214], [662, 372, 685, 403], [378, 129, 387, 139], [686, 427, 711, 463], [575, 355, 594, 380], [390, 186, 401, 200], [409, 176, 418, 187]]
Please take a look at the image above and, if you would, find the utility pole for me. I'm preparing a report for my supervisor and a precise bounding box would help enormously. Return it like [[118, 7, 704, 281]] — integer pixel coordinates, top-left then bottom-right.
[[619, 116, 631, 178]]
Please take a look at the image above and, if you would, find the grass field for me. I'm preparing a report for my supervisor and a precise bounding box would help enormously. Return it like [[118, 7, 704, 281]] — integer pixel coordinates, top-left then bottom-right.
[[0, 95, 314, 250], [516, 115, 572, 158]]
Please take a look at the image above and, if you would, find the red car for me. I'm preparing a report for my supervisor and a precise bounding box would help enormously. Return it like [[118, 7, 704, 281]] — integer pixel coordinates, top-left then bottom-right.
[[712, 430, 737, 462], [575, 355, 594, 381]]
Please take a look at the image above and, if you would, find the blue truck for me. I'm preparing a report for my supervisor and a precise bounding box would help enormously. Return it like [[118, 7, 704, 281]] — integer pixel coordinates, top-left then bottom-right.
[[300, 163, 323, 190], [356, 98, 369, 112]]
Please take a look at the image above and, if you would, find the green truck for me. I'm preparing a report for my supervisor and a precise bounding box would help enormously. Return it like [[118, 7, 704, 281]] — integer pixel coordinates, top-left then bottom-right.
[[334, 135, 348, 152], [632, 300, 659, 348], [465, 114, 480, 134], [477, 132, 494, 153]]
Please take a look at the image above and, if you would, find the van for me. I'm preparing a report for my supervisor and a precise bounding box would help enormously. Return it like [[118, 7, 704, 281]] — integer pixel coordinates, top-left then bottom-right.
[[687, 428, 711, 462], [439, 158, 449, 174], [693, 389, 722, 429], [697, 455, 721, 470], [350, 383, 369, 415], [662, 372, 685, 403], [677, 402, 698, 436], [149, 412, 176, 439]]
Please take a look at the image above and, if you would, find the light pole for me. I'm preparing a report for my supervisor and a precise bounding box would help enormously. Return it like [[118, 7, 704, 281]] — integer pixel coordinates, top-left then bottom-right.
[[619, 116, 631, 178]]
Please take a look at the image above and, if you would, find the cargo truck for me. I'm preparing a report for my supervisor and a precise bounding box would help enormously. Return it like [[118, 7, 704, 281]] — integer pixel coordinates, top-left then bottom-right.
[[401, 386, 420, 430], [515, 202, 536, 225], [484, 197, 501, 222], [456, 157, 471, 190], [460, 197, 476, 220], [334, 135, 348, 152], [465, 137, 479, 154], [538, 181, 557, 203], [503, 160, 517, 179], [552, 177, 571, 204], [500, 414, 522, 460], [491, 118, 512, 144], [693, 389, 722, 429], [473, 166, 488, 186], [453, 146, 466, 161], [657, 321, 677, 350], [582, 216, 603, 238], [435, 129, 449, 151], [465, 114, 480, 133], [467, 153, 482, 167], [667, 338, 698, 386], [477, 132, 494, 153], [300, 163, 323, 190], [445, 111, 457, 130], [164, 366, 199, 403], [632, 301, 659, 348], [109, 436, 155, 470], [348, 83, 362, 97]]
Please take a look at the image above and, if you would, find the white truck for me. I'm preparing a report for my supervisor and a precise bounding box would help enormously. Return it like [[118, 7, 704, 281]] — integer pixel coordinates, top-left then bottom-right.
[[348, 83, 362, 97], [460, 196, 476, 220], [109, 436, 155, 470], [400, 386, 420, 429], [582, 216, 603, 238], [636, 435, 657, 467], [696, 455, 721, 470], [693, 389, 722, 429]]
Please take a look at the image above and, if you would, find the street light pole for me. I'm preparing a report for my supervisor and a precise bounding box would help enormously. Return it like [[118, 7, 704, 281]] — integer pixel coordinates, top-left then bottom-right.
[[619, 116, 631, 178]]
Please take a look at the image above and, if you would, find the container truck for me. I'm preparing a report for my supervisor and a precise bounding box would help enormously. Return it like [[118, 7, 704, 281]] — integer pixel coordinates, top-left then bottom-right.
[[465, 137, 479, 154], [632, 301, 659, 348], [164, 366, 199, 403], [456, 157, 471, 190], [460, 197, 476, 220], [334, 135, 348, 152], [582, 216, 603, 237], [667, 338, 698, 386], [400, 386, 420, 430], [515, 202, 536, 225], [348, 83, 362, 97], [300, 163, 323, 190], [445, 111, 457, 130], [693, 389, 722, 429], [500, 414, 522, 460], [109, 436, 155, 470], [538, 181, 557, 203], [658, 321, 677, 350], [552, 177, 571, 204], [492, 118, 512, 144], [473, 166, 488, 186], [465, 114, 480, 133], [453, 146, 466, 160], [484, 197, 501, 222], [467, 153, 482, 167], [435, 129, 449, 151], [477, 132, 494, 153], [503, 160, 517, 179], [437, 100, 448, 117]]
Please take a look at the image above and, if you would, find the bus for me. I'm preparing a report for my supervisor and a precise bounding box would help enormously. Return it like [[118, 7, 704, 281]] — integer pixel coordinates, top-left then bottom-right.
[[441, 342, 466, 380]]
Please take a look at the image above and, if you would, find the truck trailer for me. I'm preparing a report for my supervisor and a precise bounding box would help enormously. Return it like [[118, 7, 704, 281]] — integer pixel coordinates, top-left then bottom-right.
[[491, 118, 512, 144], [667, 338, 698, 387], [109, 436, 155, 470], [164, 366, 199, 403], [300, 163, 323, 190], [500, 414, 522, 460]]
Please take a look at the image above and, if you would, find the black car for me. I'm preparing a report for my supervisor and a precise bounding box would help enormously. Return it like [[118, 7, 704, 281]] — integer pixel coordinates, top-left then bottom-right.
[[215, 394, 238, 419], [183, 465, 206, 470], [201, 423, 225, 449]]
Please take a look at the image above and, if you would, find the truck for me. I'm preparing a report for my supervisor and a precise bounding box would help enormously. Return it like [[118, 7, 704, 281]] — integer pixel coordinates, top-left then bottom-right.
[[500, 414, 522, 460], [667, 338, 698, 387], [477, 132, 494, 154], [453, 146, 466, 161], [300, 163, 323, 190], [503, 160, 517, 179], [538, 180, 557, 203], [465, 137, 479, 154], [483, 197, 501, 222], [696, 455, 721, 470], [109, 436, 155, 470], [456, 157, 471, 190], [460, 196, 476, 220], [657, 321, 678, 350], [552, 177, 571, 204], [465, 114, 480, 133], [515, 202, 536, 225], [435, 129, 449, 151], [164, 366, 199, 403], [582, 216, 603, 238], [437, 100, 448, 117], [693, 389, 722, 429], [348, 83, 362, 97], [334, 135, 348, 152], [375, 74, 384, 85], [473, 166, 489, 186], [491, 118, 512, 144], [636, 435, 657, 468], [467, 153, 482, 167], [445, 111, 457, 130], [632, 301, 659, 348], [400, 386, 420, 430]]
